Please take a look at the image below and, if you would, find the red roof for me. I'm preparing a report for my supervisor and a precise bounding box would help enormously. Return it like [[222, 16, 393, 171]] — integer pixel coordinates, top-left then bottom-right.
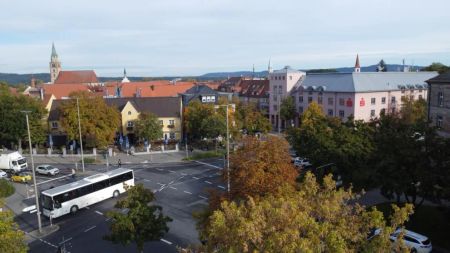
[[54, 70, 98, 84], [40, 83, 90, 99], [239, 80, 269, 98]]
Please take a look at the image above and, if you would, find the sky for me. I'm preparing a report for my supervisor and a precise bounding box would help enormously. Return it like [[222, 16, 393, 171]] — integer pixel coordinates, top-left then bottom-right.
[[0, 0, 449, 76]]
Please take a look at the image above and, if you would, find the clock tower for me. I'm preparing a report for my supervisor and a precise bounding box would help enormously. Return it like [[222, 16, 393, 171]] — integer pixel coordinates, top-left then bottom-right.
[[49, 43, 61, 83]]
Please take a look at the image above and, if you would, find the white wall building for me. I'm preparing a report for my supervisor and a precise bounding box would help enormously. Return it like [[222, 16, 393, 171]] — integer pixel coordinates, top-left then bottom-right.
[[269, 58, 438, 129]]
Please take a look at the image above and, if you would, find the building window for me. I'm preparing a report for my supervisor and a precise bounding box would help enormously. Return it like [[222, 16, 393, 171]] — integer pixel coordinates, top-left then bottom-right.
[[298, 96, 303, 103], [339, 110, 345, 118], [278, 86, 283, 94], [308, 97, 313, 104], [391, 108, 396, 114], [127, 121, 134, 127], [318, 96, 323, 104], [273, 105, 278, 111], [438, 92, 444, 106], [169, 132, 176, 139], [51, 122, 58, 129], [273, 95, 277, 101], [308, 91, 313, 95], [328, 97, 334, 105], [339, 98, 345, 106], [282, 76, 285, 80], [370, 110, 375, 117], [437, 115, 443, 128], [159, 120, 163, 126], [169, 120, 175, 126], [381, 97, 386, 104], [298, 106, 303, 113], [380, 108, 386, 115], [371, 98, 376, 105], [391, 96, 396, 103], [128, 111, 132, 115], [328, 109, 333, 116]]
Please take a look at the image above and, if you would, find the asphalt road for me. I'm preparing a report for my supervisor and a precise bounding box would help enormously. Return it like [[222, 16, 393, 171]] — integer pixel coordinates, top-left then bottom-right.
[[15, 158, 226, 253]]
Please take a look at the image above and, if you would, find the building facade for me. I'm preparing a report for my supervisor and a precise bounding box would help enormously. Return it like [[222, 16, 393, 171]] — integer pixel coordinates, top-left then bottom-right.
[[426, 72, 450, 136]]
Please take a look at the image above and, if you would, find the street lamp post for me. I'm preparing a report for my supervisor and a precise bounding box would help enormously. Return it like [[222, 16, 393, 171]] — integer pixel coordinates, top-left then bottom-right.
[[21, 111, 42, 233], [76, 98, 85, 172], [214, 104, 233, 196]]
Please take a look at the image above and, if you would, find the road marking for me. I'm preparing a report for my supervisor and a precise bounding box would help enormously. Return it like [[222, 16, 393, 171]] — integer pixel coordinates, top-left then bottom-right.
[[157, 182, 165, 186], [144, 179, 150, 182], [183, 190, 192, 195], [199, 195, 208, 200], [208, 175, 214, 178], [33, 174, 72, 186], [30, 209, 37, 214], [192, 176, 199, 180], [156, 168, 163, 171], [169, 186, 177, 190], [218, 185, 226, 190], [60, 237, 73, 245], [160, 238, 172, 245], [84, 225, 96, 232], [169, 180, 174, 184], [181, 172, 188, 176], [105, 217, 112, 222], [204, 181, 212, 184], [141, 160, 148, 163], [194, 160, 222, 169], [168, 170, 176, 173], [95, 211, 103, 216]]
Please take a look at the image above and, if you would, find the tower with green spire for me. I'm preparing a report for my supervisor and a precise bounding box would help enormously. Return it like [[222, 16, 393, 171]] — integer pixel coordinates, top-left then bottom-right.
[[49, 42, 61, 83]]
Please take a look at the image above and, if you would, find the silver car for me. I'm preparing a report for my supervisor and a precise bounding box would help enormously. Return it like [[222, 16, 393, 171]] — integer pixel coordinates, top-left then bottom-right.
[[36, 165, 60, 176]]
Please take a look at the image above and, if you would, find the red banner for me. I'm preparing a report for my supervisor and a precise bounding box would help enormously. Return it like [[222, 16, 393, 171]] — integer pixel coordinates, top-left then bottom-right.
[[346, 98, 353, 107], [359, 98, 365, 107]]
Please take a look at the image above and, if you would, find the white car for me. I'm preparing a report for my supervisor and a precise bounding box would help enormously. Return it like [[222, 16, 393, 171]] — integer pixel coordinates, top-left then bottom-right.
[[0, 170, 7, 179], [390, 228, 432, 253], [36, 165, 60, 176], [294, 158, 311, 167]]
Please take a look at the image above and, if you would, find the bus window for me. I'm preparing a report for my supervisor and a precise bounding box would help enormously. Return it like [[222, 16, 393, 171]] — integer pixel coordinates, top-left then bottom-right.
[[41, 195, 54, 210], [93, 180, 109, 191]]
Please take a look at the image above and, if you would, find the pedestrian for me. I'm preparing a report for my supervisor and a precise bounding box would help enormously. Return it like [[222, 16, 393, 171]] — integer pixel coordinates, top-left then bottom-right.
[[118, 159, 122, 167], [189, 146, 194, 153], [71, 168, 76, 180]]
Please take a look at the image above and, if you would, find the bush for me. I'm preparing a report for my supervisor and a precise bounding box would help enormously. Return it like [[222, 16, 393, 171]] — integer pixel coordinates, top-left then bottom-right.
[[183, 151, 225, 161], [0, 179, 15, 198], [80, 157, 96, 164]]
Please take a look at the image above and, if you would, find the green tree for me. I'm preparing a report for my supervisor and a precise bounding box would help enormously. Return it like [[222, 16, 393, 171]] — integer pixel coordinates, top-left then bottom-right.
[[377, 59, 388, 72], [202, 173, 413, 253], [184, 100, 215, 141], [0, 200, 28, 253], [134, 112, 163, 143], [0, 87, 47, 148], [422, 62, 450, 74], [59, 91, 120, 148], [280, 96, 296, 128], [237, 103, 271, 135], [104, 184, 172, 253]]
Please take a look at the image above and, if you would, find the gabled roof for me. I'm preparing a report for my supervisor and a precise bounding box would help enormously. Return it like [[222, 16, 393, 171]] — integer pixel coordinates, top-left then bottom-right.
[[426, 71, 450, 83], [296, 72, 438, 93], [239, 79, 269, 98], [40, 83, 90, 99], [183, 84, 217, 95], [105, 97, 181, 117], [54, 70, 98, 84]]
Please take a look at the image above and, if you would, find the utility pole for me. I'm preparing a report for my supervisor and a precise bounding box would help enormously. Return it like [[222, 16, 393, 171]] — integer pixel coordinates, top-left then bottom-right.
[[226, 104, 230, 196], [278, 95, 281, 133], [22, 111, 42, 233], [76, 98, 85, 172]]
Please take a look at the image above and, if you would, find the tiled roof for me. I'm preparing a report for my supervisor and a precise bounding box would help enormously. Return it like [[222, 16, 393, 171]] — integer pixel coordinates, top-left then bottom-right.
[[426, 71, 450, 83], [40, 83, 90, 99], [105, 97, 181, 117], [54, 70, 98, 84], [239, 80, 269, 98], [218, 77, 243, 92]]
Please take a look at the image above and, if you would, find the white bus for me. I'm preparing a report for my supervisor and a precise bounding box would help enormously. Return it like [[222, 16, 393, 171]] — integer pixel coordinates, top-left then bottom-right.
[[41, 168, 134, 218]]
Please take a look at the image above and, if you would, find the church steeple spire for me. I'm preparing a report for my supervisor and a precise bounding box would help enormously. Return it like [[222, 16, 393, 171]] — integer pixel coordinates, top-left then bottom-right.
[[49, 42, 61, 84], [354, 54, 361, 73], [121, 68, 130, 83]]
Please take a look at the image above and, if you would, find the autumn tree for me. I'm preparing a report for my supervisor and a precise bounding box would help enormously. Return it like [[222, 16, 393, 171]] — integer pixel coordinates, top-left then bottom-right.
[[0, 87, 47, 148], [133, 112, 163, 143], [202, 173, 413, 253], [280, 96, 296, 128], [0, 200, 28, 253], [59, 91, 120, 148], [104, 184, 172, 253], [236, 102, 271, 135]]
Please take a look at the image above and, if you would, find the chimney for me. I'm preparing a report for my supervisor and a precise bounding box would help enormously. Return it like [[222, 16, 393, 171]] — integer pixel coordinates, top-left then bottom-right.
[[30, 77, 36, 88], [39, 88, 44, 100]]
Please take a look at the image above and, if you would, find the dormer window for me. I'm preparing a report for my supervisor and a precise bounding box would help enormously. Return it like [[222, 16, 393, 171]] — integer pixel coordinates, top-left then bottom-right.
[[128, 111, 132, 115]]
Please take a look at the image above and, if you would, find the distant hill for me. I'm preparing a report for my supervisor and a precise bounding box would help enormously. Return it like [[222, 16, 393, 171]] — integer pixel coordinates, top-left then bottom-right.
[[1, 64, 425, 85]]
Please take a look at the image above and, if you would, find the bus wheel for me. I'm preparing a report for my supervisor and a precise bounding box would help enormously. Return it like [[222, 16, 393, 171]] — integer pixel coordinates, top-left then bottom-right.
[[113, 190, 120, 198], [70, 205, 78, 214]]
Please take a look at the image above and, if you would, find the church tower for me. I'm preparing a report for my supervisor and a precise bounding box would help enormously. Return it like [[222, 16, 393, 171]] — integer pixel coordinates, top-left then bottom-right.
[[49, 43, 61, 83], [354, 54, 361, 73]]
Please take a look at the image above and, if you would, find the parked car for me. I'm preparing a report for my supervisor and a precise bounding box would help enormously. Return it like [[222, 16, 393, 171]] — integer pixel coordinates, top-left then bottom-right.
[[36, 165, 60, 176], [0, 170, 7, 179], [390, 228, 432, 253], [11, 172, 32, 183], [294, 158, 311, 167]]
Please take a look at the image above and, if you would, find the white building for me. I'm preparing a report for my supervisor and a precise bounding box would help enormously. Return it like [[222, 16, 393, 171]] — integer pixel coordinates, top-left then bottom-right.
[[268, 57, 438, 129]]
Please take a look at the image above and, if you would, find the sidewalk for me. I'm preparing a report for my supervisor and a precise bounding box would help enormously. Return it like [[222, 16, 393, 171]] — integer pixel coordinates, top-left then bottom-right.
[[24, 151, 188, 165]]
